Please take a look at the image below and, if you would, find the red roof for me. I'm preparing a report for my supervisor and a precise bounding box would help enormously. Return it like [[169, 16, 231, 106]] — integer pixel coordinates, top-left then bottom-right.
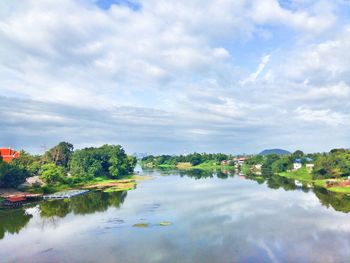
[[6, 196, 26, 202], [0, 148, 20, 163]]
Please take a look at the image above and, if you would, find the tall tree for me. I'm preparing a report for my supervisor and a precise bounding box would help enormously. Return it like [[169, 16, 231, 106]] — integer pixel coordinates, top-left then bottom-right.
[[43, 142, 74, 168]]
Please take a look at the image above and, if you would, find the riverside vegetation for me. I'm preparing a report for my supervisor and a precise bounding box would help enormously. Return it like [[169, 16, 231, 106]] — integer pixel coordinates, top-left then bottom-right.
[[0, 142, 137, 193], [142, 149, 350, 193], [141, 153, 232, 169]]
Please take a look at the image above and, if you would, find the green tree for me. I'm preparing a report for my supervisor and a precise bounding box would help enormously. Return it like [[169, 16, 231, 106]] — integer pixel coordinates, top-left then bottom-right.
[[43, 142, 74, 168], [0, 158, 29, 188], [40, 163, 65, 184]]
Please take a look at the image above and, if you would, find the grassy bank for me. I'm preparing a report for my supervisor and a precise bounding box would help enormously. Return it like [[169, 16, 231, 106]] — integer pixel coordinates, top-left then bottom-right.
[[27, 175, 151, 194], [278, 168, 350, 194]]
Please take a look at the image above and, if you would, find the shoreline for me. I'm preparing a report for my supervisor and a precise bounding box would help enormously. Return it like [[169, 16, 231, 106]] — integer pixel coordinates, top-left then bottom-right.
[[0, 174, 153, 208]]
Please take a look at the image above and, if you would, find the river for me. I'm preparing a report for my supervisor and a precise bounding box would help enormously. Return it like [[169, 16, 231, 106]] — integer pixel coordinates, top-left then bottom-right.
[[1, 167, 350, 262]]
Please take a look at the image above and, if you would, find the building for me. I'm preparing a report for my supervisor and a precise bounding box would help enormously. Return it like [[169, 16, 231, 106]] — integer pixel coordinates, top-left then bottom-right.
[[234, 157, 248, 165], [0, 148, 21, 163], [293, 159, 302, 170]]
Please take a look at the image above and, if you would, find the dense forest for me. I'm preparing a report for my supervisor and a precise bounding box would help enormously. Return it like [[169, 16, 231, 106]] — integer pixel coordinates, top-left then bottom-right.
[[0, 142, 136, 188]]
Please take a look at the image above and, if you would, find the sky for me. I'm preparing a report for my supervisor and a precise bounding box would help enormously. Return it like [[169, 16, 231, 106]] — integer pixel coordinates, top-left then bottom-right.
[[1, 0, 350, 155]]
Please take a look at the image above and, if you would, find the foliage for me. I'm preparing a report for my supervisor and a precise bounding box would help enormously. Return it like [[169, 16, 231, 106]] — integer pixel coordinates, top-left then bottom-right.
[[42, 141, 74, 168], [69, 145, 136, 180], [141, 153, 232, 167], [40, 163, 65, 184], [0, 142, 136, 189], [312, 149, 350, 179], [0, 158, 29, 188]]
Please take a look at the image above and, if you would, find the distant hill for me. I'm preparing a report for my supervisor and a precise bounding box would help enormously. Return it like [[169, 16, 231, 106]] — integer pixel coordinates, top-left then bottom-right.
[[259, 149, 291, 155]]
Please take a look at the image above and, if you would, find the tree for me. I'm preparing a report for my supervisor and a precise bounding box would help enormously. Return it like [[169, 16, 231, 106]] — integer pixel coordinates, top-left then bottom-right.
[[40, 163, 65, 184], [0, 158, 29, 188], [11, 151, 41, 176], [43, 142, 74, 168], [292, 150, 304, 159], [69, 144, 136, 180]]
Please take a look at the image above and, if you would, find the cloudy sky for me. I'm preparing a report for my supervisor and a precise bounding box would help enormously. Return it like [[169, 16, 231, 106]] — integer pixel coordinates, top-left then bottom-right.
[[1, 0, 350, 154]]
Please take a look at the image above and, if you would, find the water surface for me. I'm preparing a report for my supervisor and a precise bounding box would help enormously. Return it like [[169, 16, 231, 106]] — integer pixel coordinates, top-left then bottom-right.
[[1, 168, 350, 262]]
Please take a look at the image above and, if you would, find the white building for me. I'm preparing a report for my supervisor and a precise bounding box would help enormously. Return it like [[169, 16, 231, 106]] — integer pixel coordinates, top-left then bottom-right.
[[293, 159, 302, 170]]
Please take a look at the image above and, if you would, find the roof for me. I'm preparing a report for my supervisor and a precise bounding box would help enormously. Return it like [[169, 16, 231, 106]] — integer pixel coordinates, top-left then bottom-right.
[[294, 159, 302, 163], [0, 148, 20, 163]]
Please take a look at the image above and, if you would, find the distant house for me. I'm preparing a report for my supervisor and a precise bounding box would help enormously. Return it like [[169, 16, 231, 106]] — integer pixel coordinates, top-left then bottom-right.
[[0, 148, 21, 163], [293, 159, 302, 170], [234, 157, 248, 165]]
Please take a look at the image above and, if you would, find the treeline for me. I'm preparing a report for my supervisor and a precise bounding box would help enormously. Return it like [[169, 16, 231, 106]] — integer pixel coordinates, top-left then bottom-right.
[[141, 153, 231, 167], [246, 148, 350, 179], [245, 150, 313, 173], [0, 142, 136, 188]]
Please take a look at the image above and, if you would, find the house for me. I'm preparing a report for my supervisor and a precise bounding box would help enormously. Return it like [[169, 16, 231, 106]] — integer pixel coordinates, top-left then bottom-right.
[[293, 159, 302, 170], [234, 157, 248, 165], [0, 148, 21, 163]]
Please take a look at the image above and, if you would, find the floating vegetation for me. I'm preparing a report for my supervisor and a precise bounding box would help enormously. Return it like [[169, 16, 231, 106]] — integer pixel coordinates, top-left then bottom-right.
[[159, 221, 172, 226], [132, 175, 153, 181], [103, 184, 135, 193], [133, 223, 149, 228], [84, 180, 136, 193]]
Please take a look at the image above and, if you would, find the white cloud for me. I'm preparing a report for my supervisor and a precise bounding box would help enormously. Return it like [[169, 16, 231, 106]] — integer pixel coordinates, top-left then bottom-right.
[[294, 106, 346, 126], [0, 0, 348, 153], [241, 54, 270, 85], [251, 0, 335, 33]]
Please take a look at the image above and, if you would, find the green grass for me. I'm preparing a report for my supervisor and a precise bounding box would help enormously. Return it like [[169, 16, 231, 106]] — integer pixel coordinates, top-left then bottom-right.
[[102, 184, 135, 192], [27, 175, 141, 194], [279, 167, 313, 182], [278, 168, 350, 194]]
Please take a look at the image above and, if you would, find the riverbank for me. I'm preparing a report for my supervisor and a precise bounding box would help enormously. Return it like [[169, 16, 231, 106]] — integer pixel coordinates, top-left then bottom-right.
[[144, 162, 234, 171], [278, 168, 350, 194], [2, 175, 152, 197]]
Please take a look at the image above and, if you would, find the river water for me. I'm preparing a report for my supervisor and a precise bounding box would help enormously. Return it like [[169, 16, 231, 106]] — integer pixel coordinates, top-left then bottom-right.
[[1, 168, 350, 263]]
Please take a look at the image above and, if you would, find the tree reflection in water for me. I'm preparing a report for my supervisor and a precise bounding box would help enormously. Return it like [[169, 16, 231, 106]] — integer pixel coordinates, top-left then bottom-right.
[[39, 190, 127, 218], [3, 169, 350, 241], [0, 208, 33, 239]]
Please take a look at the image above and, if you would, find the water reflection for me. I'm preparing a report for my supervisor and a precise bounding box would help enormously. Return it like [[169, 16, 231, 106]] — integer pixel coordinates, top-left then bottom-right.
[[2, 168, 350, 243], [178, 168, 234, 179], [40, 190, 127, 218], [176, 167, 350, 214], [314, 187, 350, 213], [0, 208, 33, 239], [0, 190, 127, 240]]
